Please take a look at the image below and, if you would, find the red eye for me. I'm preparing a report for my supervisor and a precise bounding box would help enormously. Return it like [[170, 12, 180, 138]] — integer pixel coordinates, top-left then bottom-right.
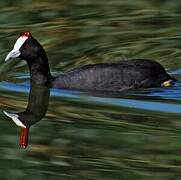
[[25, 44, 30, 49]]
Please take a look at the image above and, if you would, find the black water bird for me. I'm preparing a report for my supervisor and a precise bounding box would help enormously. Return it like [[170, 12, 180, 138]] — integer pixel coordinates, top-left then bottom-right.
[[5, 32, 176, 91]]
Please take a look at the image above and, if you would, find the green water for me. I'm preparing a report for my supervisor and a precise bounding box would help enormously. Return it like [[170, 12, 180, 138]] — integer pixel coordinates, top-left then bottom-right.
[[0, 0, 181, 179]]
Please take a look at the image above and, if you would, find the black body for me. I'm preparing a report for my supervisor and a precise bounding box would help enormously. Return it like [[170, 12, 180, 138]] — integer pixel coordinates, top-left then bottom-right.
[[52, 60, 175, 91], [18, 36, 175, 91]]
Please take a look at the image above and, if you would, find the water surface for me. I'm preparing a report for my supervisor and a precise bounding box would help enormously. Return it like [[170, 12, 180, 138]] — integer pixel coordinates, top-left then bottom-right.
[[0, 0, 181, 179]]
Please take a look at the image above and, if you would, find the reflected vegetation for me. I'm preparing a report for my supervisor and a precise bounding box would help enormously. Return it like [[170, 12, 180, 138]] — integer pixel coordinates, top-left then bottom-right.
[[1, 77, 181, 179], [0, 0, 181, 180]]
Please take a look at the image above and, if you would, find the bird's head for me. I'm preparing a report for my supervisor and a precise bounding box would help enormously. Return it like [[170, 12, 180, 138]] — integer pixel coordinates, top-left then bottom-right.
[[5, 32, 43, 62]]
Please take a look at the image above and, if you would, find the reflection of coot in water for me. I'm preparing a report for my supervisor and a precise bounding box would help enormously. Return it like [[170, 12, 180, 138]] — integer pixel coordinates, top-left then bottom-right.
[[4, 84, 50, 148], [5, 32, 176, 91]]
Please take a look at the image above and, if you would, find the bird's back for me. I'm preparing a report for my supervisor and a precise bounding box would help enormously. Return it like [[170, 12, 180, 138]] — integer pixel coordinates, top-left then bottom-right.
[[52, 59, 174, 91]]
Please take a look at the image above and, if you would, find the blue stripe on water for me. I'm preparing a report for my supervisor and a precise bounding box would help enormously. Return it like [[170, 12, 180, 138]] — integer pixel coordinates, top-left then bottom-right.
[[0, 81, 181, 114]]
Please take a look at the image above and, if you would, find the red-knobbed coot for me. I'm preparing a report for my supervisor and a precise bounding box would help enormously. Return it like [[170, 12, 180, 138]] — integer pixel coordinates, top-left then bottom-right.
[[5, 32, 176, 91]]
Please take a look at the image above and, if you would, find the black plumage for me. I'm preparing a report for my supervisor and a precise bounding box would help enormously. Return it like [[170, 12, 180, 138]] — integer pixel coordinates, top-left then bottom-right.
[[6, 32, 176, 91]]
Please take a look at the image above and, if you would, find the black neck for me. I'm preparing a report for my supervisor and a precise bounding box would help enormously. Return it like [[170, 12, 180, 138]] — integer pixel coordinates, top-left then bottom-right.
[[27, 50, 54, 85]]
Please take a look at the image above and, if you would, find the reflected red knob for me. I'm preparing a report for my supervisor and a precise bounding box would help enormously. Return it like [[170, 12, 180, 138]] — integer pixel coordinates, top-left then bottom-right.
[[19, 127, 29, 149]]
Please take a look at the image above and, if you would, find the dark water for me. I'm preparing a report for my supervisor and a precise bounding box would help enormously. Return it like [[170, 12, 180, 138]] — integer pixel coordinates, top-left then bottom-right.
[[0, 0, 181, 179]]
